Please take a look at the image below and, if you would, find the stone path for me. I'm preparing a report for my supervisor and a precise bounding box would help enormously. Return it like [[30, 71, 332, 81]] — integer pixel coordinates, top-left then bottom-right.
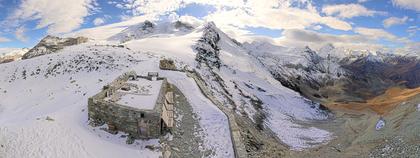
[[163, 85, 210, 158], [186, 71, 247, 158]]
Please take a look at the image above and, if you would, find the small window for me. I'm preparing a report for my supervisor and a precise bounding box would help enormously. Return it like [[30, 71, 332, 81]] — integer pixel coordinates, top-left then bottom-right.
[[140, 113, 145, 118]]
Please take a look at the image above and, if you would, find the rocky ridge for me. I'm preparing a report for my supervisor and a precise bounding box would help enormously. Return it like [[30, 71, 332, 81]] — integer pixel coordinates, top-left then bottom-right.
[[22, 35, 88, 60]]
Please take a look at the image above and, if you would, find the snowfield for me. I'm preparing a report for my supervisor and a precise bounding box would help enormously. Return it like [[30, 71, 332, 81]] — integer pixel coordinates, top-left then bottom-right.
[[0, 43, 234, 158], [0, 44, 163, 158], [0, 48, 28, 58], [1, 19, 335, 157]]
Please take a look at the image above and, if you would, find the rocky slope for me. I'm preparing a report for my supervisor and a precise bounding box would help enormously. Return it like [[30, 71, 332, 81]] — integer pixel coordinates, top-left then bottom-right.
[[245, 42, 346, 101], [246, 42, 420, 107], [245, 41, 420, 158], [191, 22, 332, 156], [22, 35, 88, 60], [342, 53, 420, 97]]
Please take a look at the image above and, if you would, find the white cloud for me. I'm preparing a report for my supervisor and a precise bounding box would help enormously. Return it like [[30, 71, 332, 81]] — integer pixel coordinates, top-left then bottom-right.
[[274, 28, 387, 51], [6, 0, 96, 34], [311, 25, 322, 30], [392, 0, 420, 11], [358, 0, 369, 3], [407, 26, 420, 37], [15, 26, 28, 42], [178, 15, 204, 27], [114, 0, 352, 31], [202, 0, 352, 31], [93, 17, 105, 26], [271, 26, 410, 51], [354, 27, 396, 40], [0, 36, 11, 42], [383, 16, 408, 28], [322, 3, 385, 18], [116, 0, 184, 17], [281, 29, 367, 43]]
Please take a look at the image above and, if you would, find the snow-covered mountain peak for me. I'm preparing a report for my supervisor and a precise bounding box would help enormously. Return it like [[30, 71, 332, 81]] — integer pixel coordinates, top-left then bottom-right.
[[22, 35, 88, 60], [0, 48, 29, 58], [0, 48, 29, 64], [108, 20, 196, 43]]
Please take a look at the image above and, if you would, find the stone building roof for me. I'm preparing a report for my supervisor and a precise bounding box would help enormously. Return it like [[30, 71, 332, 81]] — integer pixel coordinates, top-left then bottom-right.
[[104, 72, 165, 110]]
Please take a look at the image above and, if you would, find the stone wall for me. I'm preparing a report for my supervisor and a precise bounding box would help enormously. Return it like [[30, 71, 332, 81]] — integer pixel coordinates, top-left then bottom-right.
[[88, 71, 170, 139], [88, 98, 162, 138]]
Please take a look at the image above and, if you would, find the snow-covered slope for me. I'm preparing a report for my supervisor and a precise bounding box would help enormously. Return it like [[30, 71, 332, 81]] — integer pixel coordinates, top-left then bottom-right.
[[0, 48, 28, 57], [0, 42, 236, 157], [109, 20, 194, 43], [0, 44, 164, 158], [0, 19, 337, 158], [0, 48, 29, 64], [244, 41, 346, 96], [122, 21, 333, 150], [196, 23, 332, 150]]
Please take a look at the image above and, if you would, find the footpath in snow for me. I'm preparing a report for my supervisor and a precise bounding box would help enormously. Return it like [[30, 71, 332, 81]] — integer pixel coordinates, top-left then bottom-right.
[[133, 62, 235, 158]]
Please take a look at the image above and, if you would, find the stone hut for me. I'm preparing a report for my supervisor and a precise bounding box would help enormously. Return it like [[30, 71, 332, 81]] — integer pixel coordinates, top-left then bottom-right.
[[88, 71, 174, 139]]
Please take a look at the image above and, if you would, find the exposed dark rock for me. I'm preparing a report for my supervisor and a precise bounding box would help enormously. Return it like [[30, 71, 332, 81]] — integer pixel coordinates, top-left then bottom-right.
[[253, 45, 420, 103], [22, 35, 88, 59], [159, 59, 177, 71], [174, 21, 194, 30], [342, 54, 420, 100], [0, 58, 14, 64], [194, 22, 221, 69], [142, 20, 154, 30]]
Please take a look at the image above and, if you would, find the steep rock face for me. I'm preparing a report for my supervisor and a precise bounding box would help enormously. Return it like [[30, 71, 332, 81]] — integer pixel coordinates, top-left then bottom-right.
[[194, 22, 221, 68], [22, 35, 88, 59], [246, 43, 345, 100]]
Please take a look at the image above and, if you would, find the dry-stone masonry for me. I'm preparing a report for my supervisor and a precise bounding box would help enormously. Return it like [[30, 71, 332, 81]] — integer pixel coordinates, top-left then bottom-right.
[[88, 71, 174, 139]]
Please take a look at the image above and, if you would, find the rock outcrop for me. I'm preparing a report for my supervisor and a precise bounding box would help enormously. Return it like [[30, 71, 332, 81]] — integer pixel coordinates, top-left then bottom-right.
[[159, 59, 177, 71], [22, 35, 88, 59], [194, 22, 221, 69]]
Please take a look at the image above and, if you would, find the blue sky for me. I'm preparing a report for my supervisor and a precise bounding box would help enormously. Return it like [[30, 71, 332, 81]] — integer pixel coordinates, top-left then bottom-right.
[[0, 0, 418, 52]]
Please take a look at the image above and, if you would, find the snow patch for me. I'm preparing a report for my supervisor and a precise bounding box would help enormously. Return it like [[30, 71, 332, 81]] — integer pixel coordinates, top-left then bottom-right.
[[376, 118, 386, 130]]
